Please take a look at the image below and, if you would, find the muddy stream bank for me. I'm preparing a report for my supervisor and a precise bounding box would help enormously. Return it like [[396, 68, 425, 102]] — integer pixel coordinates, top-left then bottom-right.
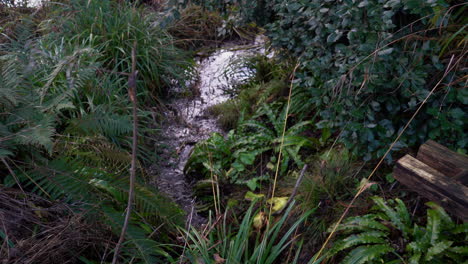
[[152, 37, 267, 226]]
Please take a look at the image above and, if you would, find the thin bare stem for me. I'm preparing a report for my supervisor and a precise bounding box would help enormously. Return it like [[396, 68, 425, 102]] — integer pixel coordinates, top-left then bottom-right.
[[112, 41, 139, 264]]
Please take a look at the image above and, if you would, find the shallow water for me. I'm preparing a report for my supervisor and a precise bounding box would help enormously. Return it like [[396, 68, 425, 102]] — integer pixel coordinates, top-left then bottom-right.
[[153, 37, 267, 226]]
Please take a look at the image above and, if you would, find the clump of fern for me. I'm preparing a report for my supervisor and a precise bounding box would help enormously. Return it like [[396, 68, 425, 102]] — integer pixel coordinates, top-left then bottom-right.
[[186, 103, 315, 192], [327, 197, 468, 264], [0, 12, 186, 263]]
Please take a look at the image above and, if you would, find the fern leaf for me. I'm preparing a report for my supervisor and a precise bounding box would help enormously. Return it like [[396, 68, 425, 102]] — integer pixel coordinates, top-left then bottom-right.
[[69, 112, 132, 137], [0, 57, 21, 107], [426, 207, 441, 245], [101, 205, 172, 264], [14, 115, 56, 153], [448, 246, 468, 255], [426, 241, 453, 261], [329, 231, 388, 256], [372, 196, 411, 236], [342, 245, 394, 264], [335, 214, 390, 233], [425, 202, 454, 227], [394, 198, 411, 228]]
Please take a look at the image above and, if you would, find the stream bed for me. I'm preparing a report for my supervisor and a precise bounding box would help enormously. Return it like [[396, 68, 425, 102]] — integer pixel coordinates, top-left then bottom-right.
[[153, 37, 267, 226]]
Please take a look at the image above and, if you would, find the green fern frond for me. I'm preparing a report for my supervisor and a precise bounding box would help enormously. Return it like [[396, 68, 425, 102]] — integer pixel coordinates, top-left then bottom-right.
[[23, 159, 94, 200], [341, 244, 394, 264], [335, 214, 390, 233], [100, 205, 174, 264], [90, 177, 184, 226], [426, 208, 441, 244], [39, 46, 97, 102], [426, 241, 454, 261], [13, 113, 56, 153], [57, 135, 131, 173], [425, 202, 454, 227], [372, 196, 411, 237], [66, 112, 132, 137], [329, 231, 388, 256], [0, 56, 21, 107]]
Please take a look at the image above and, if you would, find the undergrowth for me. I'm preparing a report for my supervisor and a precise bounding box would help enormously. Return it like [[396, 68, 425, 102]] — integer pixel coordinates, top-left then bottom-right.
[[0, 0, 192, 262], [328, 197, 468, 263], [1, 0, 467, 263]]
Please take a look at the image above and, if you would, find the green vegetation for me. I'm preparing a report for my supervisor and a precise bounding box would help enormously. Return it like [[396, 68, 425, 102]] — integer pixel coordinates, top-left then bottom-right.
[[187, 104, 315, 191], [1, 0, 189, 262], [267, 0, 466, 161], [184, 201, 318, 264], [328, 197, 468, 263], [1, 0, 466, 263], [300, 148, 356, 208], [208, 55, 291, 130]]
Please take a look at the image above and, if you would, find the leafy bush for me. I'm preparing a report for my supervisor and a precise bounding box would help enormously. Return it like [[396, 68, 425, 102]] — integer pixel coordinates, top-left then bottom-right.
[[328, 197, 468, 263], [267, 0, 466, 160], [186, 104, 315, 190]]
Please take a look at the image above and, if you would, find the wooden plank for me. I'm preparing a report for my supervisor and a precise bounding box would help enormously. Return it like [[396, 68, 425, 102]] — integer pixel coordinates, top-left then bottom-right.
[[394, 154, 468, 222], [417, 140, 468, 185]]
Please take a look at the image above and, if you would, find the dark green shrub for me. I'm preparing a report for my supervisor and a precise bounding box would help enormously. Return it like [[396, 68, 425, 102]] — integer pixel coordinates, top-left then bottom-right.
[[267, 0, 466, 161]]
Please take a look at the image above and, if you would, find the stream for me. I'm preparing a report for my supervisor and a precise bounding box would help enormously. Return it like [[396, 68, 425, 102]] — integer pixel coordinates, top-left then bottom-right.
[[153, 37, 267, 226]]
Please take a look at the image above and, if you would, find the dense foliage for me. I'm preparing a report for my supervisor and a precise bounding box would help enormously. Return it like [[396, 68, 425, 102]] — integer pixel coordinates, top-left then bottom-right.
[[0, 0, 190, 262], [329, 197, 468, 263], [185, 202, 317, 264], [267, 0, 466, 160], [169, 0, 275, 26], [186, 104, 315, 191], [1, 0, 466, 263]]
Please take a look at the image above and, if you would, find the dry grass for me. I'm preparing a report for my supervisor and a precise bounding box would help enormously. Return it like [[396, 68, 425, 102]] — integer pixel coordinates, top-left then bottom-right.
[[168, 5, 223, 49], [0, 188, 109, 264]]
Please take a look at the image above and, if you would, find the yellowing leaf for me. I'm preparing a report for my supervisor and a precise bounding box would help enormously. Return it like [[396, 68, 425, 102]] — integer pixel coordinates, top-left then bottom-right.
[[244, 191, 265, 201], [253, 212, 266, 229], [267, 197, 288, 213]]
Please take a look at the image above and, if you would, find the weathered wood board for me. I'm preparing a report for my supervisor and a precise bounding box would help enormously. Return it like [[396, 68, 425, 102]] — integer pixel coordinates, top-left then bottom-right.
[[394, 154, 468, 221], [417, 140, 468, 185]]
